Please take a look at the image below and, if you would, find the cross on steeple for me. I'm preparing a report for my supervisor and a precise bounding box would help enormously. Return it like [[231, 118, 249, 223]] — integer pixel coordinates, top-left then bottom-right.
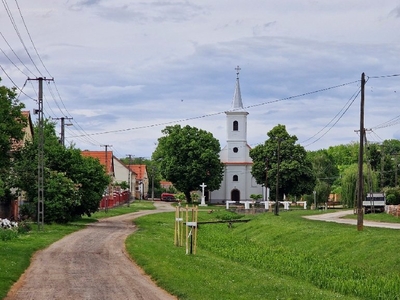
[[235, 65, 241, 79]]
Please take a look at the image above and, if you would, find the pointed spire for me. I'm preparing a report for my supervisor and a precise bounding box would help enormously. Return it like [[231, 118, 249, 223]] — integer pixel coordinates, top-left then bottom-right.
[[231, 65, 244, 110]]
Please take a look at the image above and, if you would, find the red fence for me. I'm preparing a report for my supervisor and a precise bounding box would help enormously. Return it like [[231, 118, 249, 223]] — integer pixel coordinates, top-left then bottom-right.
[[99, 190, 131, 209]]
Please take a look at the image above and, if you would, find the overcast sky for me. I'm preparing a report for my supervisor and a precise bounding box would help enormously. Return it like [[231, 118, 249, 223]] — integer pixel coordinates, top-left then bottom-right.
[[1, 1, 399, 159]]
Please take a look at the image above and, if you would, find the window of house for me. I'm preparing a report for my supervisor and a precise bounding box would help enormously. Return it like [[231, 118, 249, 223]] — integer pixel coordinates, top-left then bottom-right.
[[233, 147, 238, 153], [233, 120, 238, 131], [233, 175, 238, 181]]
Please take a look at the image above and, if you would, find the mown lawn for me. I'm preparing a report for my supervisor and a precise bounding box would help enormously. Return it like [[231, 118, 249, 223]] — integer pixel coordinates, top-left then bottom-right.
[[126, 208, 400, 300]]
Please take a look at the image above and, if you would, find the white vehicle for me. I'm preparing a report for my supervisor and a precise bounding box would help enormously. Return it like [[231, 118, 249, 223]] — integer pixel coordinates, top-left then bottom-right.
[[363, 192, 386, 213]]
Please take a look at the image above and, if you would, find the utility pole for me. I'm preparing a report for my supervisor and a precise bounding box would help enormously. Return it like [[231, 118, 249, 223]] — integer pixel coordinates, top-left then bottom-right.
[[53, 116, 73, 146], [30, 77, 53, 230], [151, 166, 156, 201], [380, 145, 384, 189], [126, 154, 133, 206], [357, 72, 365, 231], [275, 139, 281, 216], [101, 144, 112, 213]]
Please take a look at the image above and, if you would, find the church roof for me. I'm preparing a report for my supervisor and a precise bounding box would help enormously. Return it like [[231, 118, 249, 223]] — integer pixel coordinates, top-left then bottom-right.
[[230, 66, 245, 111]]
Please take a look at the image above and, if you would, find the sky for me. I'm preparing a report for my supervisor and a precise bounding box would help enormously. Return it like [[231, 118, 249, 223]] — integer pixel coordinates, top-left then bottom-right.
[[0, 0, 399, 159]]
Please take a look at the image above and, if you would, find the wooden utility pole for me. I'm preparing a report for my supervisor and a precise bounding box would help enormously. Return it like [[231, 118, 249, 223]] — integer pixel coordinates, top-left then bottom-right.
[[357, 72, 365, 231]]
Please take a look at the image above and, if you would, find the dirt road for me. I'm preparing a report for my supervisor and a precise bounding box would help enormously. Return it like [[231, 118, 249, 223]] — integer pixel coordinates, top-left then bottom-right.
[[304, 210, 400, 229], [5, 201, 177, 300]]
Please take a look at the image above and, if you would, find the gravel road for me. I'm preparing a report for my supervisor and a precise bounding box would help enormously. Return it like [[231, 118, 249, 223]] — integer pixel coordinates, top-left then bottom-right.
[[304, 210, 400, 229], [5, 201, 177, 300]]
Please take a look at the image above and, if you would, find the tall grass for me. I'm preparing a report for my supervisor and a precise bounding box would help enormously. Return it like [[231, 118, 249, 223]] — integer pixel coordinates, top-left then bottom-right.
[[126, 209, 400, 300]]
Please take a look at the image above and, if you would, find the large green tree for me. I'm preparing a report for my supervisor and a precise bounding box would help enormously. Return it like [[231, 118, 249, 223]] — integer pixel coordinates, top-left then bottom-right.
[[152, 125, 223, 203], [0, 79, 27, 200], [250, 124, 316, 201], [13, 120, 109, 222]]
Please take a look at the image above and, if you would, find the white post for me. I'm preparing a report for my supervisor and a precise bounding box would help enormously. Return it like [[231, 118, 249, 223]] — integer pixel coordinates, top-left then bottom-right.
[[199, 182, 207, 206]]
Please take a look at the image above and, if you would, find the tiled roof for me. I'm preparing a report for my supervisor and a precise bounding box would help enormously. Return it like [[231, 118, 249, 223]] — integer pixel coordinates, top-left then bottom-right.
[[128, 165, 147, 180], [81, 150, 114, 174]]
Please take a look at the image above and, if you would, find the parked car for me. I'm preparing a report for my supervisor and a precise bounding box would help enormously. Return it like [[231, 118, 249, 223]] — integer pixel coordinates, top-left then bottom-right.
[[161, 193, 176, 202]]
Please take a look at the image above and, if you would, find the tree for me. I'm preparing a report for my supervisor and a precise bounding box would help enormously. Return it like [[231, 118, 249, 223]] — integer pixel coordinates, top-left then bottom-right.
[[250, 124, 316, 200], [340, 163, 379, 208], [152, 125, 223, 203], [13, 120, 109, 222], [307, 149, 340, 205], [0, 79, 27, 201]]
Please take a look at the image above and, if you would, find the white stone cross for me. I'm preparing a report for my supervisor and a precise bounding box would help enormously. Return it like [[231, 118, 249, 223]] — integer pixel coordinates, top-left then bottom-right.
[[199, 182, 207, 206]]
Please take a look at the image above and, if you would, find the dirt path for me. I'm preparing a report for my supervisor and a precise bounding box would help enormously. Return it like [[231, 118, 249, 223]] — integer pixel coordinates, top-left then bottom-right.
[[304, 210, 400, 229], [5, 202, 177, 300]]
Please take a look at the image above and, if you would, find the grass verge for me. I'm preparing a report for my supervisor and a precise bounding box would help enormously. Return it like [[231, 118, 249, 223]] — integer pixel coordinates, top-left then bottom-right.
[[126, 208, 400, 300], [0, 200, 155, 299]]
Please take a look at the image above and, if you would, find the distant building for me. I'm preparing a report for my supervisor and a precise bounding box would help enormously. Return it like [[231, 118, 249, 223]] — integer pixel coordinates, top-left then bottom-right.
[[210, 68, 264, 203], [129, 164, 149, 199]]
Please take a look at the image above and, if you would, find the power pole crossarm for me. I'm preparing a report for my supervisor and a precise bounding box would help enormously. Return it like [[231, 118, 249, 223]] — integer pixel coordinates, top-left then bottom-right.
[[53, 117, 73, 146]]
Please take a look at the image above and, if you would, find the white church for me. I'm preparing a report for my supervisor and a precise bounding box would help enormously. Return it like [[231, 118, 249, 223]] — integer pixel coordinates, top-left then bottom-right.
[[209, 67, 264, 204]]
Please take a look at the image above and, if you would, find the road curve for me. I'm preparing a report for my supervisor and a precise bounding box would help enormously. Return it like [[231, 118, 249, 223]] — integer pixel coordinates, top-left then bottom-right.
[[304, 210, 400, 229], [5, 201, 177, 300]]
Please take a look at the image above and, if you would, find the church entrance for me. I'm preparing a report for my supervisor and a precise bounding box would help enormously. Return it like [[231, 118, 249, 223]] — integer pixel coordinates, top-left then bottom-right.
[[231, 189, 240, 202]]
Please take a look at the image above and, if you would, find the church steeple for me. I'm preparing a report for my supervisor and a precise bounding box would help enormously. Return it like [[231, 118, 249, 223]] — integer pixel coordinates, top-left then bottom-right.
[[231, 65, 244, 110]]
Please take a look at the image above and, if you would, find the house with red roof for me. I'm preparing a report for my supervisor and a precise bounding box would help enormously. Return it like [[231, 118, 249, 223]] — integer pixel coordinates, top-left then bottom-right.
[[128, 164, 149, 199], [80, 150, 138, 200]]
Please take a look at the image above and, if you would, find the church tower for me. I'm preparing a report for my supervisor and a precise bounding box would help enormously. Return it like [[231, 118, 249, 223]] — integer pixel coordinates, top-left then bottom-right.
[[210, 66, 263, 203]]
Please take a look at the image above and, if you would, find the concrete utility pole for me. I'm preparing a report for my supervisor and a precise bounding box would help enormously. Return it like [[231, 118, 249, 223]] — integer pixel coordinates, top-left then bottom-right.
[[357, 72, 365, 231], [101, 144, 112, 213], [126, 154, 133, 206], [30, 77, 53, 230], [53, 117, 73, 146]]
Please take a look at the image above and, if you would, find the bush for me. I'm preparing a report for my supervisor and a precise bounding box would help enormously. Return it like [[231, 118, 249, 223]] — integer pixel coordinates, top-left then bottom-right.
[[384, 187, 400, 205], [0, 229, 18, 241]]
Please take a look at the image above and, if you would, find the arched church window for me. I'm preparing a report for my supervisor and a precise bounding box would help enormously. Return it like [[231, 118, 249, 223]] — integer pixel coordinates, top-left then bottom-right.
[[233, 175, 238, 181], [233, 120, 239, 131], [233, 147, 238, 153]]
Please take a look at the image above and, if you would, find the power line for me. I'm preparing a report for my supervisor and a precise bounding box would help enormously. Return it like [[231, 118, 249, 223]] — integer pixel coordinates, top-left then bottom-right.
[[13, 0, 52, 77], [300, 86, 361, 145], [1, 0, 43, 76], [70, 80, 360, 138]]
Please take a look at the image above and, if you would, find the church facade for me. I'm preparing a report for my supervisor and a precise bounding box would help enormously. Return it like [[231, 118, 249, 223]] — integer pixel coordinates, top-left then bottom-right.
[[209, 68, 264, 204]]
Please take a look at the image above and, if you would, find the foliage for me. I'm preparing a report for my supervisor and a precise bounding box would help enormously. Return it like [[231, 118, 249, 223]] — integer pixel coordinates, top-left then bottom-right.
[[0, 79, 27, 202], [250, 124, 316, 200], [326, 142, 359, 166], [12, 120, 109, 222], [384, 187, 400, 205], [340, 163, 379, 207], [250, 194, 262, 201], [152, 125, 223, 203], [174, 192, 186, 202]]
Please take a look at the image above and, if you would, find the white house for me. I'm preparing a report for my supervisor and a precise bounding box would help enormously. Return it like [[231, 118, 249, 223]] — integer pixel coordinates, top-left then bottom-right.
[[210, 68, 264, 203]]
